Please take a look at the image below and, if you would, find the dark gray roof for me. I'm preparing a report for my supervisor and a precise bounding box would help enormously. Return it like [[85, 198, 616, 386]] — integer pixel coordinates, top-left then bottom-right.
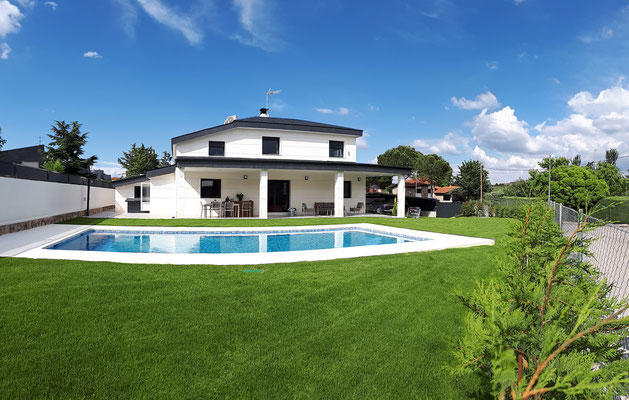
[[111, 165, 175, 187], [175, 157, 411, 175], [0, 145, 44, 166], [171, 116, 363, 145]]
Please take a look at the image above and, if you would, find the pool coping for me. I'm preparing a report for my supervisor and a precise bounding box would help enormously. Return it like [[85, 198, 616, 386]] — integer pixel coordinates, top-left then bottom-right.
[[14, 223, 495, 265]]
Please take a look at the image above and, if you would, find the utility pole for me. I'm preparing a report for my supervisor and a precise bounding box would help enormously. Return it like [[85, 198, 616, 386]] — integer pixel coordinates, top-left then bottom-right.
[[547, 154, 551, 202], [480, 163, 483, 203]]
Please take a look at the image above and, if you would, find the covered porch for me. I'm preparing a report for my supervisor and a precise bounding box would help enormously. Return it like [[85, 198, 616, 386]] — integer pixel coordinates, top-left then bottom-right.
[[173, 157, 411, 219]]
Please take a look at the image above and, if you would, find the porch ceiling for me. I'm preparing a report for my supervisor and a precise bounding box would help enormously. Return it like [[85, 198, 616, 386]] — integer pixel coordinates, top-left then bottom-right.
[[175, 157, 411, 176]]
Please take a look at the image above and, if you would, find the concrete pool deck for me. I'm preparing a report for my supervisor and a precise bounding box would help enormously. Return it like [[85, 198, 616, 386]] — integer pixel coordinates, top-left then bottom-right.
[[1, 223, 495, 265]]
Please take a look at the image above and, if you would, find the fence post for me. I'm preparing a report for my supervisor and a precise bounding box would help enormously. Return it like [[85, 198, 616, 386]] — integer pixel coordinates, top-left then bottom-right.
[[578, 208, 583, 262], [558, 203, 563, 231]]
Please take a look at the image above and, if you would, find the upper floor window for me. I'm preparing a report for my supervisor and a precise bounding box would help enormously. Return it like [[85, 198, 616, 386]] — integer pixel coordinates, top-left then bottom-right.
[[329, 140, 344, 158], [209, 141, 225, 156], [200, 179, 221, 198], [262, 137, 280, 155]]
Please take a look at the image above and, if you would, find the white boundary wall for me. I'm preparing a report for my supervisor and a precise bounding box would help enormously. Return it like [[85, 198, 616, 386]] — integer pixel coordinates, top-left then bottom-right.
[[0, 176, 114, 225]]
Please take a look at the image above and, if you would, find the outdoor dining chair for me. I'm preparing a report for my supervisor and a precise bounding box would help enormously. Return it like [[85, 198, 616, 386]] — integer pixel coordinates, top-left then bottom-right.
[[241, 200, 253, 217], [209, 200, 222, 218], [223, 201, 235, 218]]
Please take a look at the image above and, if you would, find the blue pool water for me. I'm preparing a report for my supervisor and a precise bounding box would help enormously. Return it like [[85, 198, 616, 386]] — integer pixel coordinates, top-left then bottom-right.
[[47, 228, 423, 254]]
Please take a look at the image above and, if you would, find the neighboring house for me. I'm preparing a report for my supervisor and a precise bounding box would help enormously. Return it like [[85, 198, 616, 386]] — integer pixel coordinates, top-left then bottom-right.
[[434, 185, 459, 202], [112, 109, 411, 218], [392, 178, 435, 199], [0, 145, 44, 168]]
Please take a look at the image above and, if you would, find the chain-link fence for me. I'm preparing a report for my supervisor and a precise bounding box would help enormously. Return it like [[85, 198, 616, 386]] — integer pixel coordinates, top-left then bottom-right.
[[550, 201, 629, 305]]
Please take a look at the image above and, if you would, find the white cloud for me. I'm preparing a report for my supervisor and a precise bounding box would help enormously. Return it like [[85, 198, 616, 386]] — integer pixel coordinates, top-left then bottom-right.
[[113, 0, 138, 38], [567, 85, 629, 117], [83, 51, 102, 58], [44, 1, 57, 10], [0, 41, 9, 59], [0, 0, 23, 38], [316, 107, 350, 116], [580, 26, 614, 43], [232, 0, 279, 51], [486, 61, 498, 71], [413, 132, 462, 155], [368, 104, 379, 111], [137, 0, 202, 45], [94, 162, 125, 178], [451, 91, 500, 110], [14, 0, 32, 8], [368, 157, 378, 165], [514, 0, 526, 4], [356, 132, 369, 149]]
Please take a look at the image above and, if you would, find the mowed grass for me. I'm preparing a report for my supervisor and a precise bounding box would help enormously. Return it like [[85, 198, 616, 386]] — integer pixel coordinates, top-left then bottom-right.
[[1, 218, 512, 399]]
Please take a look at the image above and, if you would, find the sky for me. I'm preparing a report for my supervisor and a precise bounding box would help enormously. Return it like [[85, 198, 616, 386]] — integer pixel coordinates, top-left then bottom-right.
[[1, 0, 629, 182]]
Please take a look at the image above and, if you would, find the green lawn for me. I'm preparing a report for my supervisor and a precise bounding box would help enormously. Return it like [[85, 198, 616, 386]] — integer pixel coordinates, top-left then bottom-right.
[[1, 217, 512, 399]]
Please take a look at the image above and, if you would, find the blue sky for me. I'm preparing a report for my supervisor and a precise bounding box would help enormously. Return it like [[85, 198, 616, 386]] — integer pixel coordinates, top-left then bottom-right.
[[1, 0, 629, 181]]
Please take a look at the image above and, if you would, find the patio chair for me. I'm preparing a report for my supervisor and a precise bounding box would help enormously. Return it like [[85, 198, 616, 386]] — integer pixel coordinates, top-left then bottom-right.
[[209, 200, 222, 218], [350, 202, 365, 215], [407, 207, 421, 218], [302, 203, 315, 216], [223, 201, 235, 218], [241, 200, 253, 217]]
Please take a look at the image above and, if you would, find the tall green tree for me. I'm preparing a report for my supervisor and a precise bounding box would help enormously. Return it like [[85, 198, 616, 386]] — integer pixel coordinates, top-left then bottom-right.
[[593, 161, 625, 196], [158, 151, 172, 167], [571, 154, 581, 166], [455, 160, 491, 200], [453, 202, 629, 398], [605, 148, 619, 166], [416, 153, 452, 186], [118, 143, 160, 177], [367, 145, 423, 191], [538, 156, 570, 170], [529, 165, 609, 209], [0, 127, 6, 151], [503, 178, 534, 197], [43, 121, 97, 175]]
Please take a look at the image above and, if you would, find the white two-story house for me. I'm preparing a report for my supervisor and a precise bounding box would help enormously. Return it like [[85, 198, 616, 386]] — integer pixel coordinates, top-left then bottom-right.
[[112, 109, 412, 218]]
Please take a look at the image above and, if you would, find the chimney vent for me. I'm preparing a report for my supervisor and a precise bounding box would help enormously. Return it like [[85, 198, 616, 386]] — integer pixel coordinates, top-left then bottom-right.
[[259, 108, 269, 117]]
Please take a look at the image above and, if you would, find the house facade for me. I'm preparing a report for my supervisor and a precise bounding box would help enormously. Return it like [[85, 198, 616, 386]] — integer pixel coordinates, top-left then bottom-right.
[[392, 177, 435, 199], [112, 110, 411, 218]]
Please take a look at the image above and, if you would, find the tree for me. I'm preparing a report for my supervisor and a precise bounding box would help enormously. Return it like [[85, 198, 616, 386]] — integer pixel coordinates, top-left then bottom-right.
[[502, 178, 534, 197], [42, 159, 64, 173], [453, 203, 629, 399], [43, 121, 97, 175], [0, 127, 6, 151], [118, 143, 160, 177], [605, 148, 619, 166], [416, 153, 452, 186], [158, 151, 172, 167], [593, 161, 624, 196], [571, 154, 581, 166], [455, 160, 491, 200], [529, 165, 608, 209], [538, 156, 570, 170], [367, 145, 423, 191]]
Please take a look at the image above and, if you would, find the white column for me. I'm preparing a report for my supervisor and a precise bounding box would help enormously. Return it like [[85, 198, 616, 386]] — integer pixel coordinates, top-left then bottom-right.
[[175, 166, 184, 218], [397, 174, 405, 218], [334, 171, 344, 217], [259, 170, 268, 219]]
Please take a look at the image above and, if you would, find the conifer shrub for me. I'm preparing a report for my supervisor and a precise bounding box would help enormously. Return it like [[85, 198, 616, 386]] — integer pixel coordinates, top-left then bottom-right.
[[453, 202, 629, 399]]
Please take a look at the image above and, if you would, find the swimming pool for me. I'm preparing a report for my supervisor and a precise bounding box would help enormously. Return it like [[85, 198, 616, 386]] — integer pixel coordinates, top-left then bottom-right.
[[19, 223, 494, 265], [47, 227, 420, 254]]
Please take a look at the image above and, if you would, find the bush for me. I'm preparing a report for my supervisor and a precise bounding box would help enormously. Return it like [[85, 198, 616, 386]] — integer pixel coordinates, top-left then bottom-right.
[[452, 202, 629, 398], [460, 200, 478, 217]]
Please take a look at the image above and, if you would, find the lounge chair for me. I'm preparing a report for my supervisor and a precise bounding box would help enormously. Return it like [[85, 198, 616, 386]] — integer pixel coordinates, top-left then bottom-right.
[[302, 203, 315, 216], [349, 202, 365, 215]]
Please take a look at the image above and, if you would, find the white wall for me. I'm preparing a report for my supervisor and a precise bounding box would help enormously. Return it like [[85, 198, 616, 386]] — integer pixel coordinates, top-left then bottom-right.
[[174, 127, 358, 162], [0, 177, 114, 225], [114, 169, 366, 218]]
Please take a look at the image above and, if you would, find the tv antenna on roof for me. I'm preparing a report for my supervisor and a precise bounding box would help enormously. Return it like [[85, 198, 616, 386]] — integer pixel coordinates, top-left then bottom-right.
[[266, 88, 281, 110]]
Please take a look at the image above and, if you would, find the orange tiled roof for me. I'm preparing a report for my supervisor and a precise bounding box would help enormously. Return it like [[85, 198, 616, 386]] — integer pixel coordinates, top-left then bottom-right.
[[434, 185, 459, 194], [405, 178, 432, 185]]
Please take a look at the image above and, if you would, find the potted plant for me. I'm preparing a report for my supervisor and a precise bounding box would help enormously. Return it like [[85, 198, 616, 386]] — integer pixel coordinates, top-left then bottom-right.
[[236, 193, 244, 201]]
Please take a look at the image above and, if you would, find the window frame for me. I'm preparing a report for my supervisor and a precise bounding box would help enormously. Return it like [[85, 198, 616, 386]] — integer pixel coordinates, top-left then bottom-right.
[[344, 181, 352, 199], [262, 136, 280, 155], [200, 178, 222, 199], [208, 141, 225, 156], [329, 140, 344, 158]]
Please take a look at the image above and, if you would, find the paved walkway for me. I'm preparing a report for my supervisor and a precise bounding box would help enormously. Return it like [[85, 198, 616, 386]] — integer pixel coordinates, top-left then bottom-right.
[[0, 224, 87, 257]]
